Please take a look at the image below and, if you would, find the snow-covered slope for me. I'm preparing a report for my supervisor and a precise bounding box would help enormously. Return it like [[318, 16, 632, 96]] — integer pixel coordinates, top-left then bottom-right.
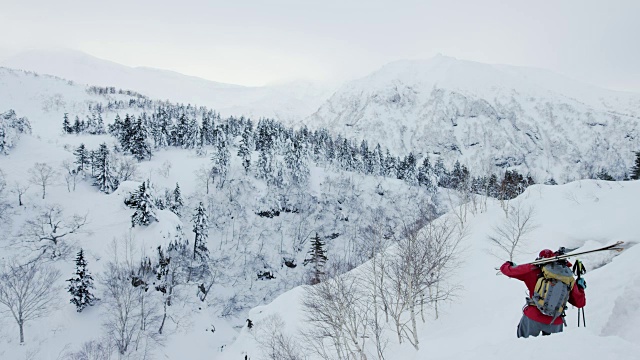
[[221, 180, 640, 360], [0, 67, 436, 359], [1, 49, 334, 124], [308, 55, 640, 181]]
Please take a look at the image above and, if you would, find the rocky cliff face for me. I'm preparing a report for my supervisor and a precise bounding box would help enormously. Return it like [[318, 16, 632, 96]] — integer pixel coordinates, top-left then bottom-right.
[[307, 56, 640, 181]]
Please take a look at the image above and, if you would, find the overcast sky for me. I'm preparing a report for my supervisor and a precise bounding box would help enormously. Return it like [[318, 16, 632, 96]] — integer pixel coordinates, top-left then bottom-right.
[[1, 0, 639, 91]]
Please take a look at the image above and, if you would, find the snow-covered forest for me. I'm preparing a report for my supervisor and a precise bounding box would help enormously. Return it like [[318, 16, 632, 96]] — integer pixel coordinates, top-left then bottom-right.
[[1, 43, 640, 360]]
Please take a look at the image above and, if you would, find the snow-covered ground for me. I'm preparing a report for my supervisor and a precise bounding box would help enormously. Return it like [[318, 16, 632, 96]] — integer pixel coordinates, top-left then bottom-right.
[[0, 63, 639, 360], [221, 180, 640, 360]]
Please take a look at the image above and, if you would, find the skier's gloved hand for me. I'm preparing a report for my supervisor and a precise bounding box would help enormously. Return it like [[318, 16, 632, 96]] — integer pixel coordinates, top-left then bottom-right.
[[506, 261, 516, 267], [577, 278, 587, 289]]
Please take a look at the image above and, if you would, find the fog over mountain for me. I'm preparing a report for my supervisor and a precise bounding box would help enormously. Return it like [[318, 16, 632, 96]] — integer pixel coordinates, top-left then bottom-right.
[[1, 48, 335, 125]]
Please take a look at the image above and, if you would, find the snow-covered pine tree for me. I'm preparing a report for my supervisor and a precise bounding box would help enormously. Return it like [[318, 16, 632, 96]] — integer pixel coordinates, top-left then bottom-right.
[[211, 133, 230, 188], [120, 114, 134, 152], [303, 233, 328, 285], [96, 113, 106, 134], [175, 114, 190, 148], [108, 114, 123, 139], [129, 117, 152, 161], [73, 116, 82, 134], [169, 182, 183, 216], [85, 114, 97, 135], [372, 143, 384, 176], [93, 143, 118, 193], [67, 248, 97, 312], [200, 113, 213, 147], [62, 113, 72, 134], [383, 149, 397, 178], [238, 126, 252, 174], [434, 158, 448, 187], [631, 151, 640, 180], [417, 156, 433, 189], [73, 143, 90, 172], [192, 202, 209, 261], [256, 147, 273, 181], [185, 118, 199, 149], [129, 181, 158, 227], [284, 138, 310, 186], [596, 169, 615, 181], [400, 152, 418, 185]]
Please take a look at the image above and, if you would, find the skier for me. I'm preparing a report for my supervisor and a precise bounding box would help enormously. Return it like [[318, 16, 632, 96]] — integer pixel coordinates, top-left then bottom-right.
[[501, 249, 586, 338]]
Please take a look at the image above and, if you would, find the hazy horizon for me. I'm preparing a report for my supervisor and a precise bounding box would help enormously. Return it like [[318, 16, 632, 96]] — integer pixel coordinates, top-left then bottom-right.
[[1, 0, 639, 92]]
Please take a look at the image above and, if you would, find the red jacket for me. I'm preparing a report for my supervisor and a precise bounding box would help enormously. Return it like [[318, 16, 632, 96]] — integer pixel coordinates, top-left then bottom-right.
[[500, 262, 586, 325]]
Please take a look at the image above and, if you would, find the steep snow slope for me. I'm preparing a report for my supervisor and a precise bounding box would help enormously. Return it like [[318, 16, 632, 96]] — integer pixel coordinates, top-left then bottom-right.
[[0, 68, 436, 359], [308, 56, 640, 181], [1, 49, 334, 124], [221, 180, 640, 360]]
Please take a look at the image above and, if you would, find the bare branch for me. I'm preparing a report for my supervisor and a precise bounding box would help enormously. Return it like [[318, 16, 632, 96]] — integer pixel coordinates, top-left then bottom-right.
[[0, 259, 61, 343]]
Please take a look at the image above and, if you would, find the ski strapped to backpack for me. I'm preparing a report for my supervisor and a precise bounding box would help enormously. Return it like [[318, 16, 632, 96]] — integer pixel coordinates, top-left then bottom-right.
[[495, 241, 625, 273], [527, 260, 576, 324], [527, 241, 624, 266]]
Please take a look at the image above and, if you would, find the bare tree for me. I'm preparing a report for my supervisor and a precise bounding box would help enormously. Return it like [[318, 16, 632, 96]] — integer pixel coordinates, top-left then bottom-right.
[[194, 165, 215, 194], [113, 155, 139, 183], [28, 162, 57, 199], [0, 169, 8, 219], [102, 261, 140, 355], [487, 202, 538, 262], [302, 274, 370, 360], [62, 160, 80, 192], [157, 160, 172, 179], [64, 339, 115, 360], [102, 237, 163, 357], [13, 181, 30, 206], [0, 260, 61, 344], [359, 212, 392, 360], [256, 314, 305, 360], [21, 204, 88, 259], [385, 216, 461, 350]]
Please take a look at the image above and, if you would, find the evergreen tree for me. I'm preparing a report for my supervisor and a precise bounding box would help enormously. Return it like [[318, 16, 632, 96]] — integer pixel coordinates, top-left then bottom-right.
[[238, 126, 252, 174], [373, 144, 384, 176], [185, 118, 199, 149], [66, 249, 97, 312], [434, 158, 448, 187], [284, 138, 310, 186], [62, 113, 72, 134], [383, 149, 396, 177], [129, 181, 158, 227], [595, 169, 615, 181], [169, 182, 184, 216], [175, 114, 190, 147], [96, 113, 106, 134], [417, 156, 434, 190], [192, 202, 209, 261], [256, 147, 273, 181], [121, 114, 134, 152], [73, 116, 82, 134], [129, 117, 152, 161], [211, 133, 230, 187], [93, 143, 118, 193], [108, 114, 124, 139], [303, 233, 328, 285], [200, 113, 213, 146], [631, 151, 640, 180], [73, 143, 90, 172]]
